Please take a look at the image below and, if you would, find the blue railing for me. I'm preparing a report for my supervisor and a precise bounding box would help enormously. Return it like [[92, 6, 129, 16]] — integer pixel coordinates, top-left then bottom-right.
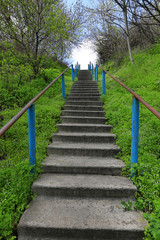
[[89, 62, 160, 175], [0, 63, 80, 168]]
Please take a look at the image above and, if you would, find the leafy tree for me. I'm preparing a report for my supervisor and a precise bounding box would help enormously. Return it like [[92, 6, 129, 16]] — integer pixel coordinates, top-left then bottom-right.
[[113, 0, 134, 64], [0, 0, 73, 76], [86, 0, 134, 64]]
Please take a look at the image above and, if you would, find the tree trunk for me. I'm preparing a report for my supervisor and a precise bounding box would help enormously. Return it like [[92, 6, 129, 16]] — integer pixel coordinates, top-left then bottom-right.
[[123, 7, 134, 64]]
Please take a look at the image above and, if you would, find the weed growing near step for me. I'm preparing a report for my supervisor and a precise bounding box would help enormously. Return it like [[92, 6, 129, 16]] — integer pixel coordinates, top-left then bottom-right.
[[0, 65, 74, 239], [121, 201, 133, 211], [98, 42, 160, 240]]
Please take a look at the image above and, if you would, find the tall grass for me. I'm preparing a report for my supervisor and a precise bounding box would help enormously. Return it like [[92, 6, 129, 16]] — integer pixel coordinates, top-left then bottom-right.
[[0, 64, 74, 239], [98, 43, 160, 240]]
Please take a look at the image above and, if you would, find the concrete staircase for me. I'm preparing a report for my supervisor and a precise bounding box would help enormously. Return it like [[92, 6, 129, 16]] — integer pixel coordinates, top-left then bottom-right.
[[18, 70, 147, 240]]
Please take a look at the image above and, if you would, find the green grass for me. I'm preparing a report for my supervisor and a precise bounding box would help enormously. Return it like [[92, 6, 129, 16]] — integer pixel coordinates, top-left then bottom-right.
[[97, 42, 160, 239], [0, 64, 75, 239]]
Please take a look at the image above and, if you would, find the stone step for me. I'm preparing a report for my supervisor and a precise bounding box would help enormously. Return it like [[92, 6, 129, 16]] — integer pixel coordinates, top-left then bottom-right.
[[18, 197, 147, 240], [32, 174, 137, 198], [70, 90, 100, 94], [78, 72, 92, 75], [64, 105, 103, 111], [67, 96, 100, 101], [57, 123, 112, 133], [42, 155, 125, 175], [62, 110, 105, 117], [78, 76, 92, 80], [18, 70, 147, 240], [73, 80, 98, 86], [61, 116, 105, 124], [65, 101, 103, 106], [73, 81, 97, 84], [71, 86, 99, 89], [52, 132, 115, 143], [47, 142, 120, 157], [72, 84, 98, 87], [69, 93, 101, 96]]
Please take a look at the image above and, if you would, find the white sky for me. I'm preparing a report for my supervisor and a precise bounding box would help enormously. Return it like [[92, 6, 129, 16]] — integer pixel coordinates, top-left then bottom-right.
[[66, 0, 98, 69], [71, 39, 98, 69], [67, 0, 92, 6]]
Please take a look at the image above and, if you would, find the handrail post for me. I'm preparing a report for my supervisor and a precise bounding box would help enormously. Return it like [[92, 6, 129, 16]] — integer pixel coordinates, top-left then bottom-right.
[[102, 70, 105, 95], [61, 73, 65, 99], [92, 64, 93, 75], [131, 96, 139, 177], [28, 104, 36, 169], [94, 69, 96, 81], [76, 64, 78, 77], [72, 65, 74, 81], [96, 65, 98, 81]]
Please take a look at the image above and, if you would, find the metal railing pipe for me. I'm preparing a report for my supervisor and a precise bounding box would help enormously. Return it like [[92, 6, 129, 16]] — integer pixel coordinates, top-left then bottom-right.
[[102, 70, 105, 95], [131, 97, 139, 175], [72, 65, 75, 81], [28, 104, 36, 167], [61, 73, 65, 99], [96, 65, 98, 81], [97, 64, 160, 120], [92, 64, 94, 75], [96, 63, 160, 176], [0, 65, 72, 137]]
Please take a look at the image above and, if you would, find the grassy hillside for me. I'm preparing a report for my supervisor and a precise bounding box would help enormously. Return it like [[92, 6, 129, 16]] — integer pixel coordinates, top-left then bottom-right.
[[0, 63, 74, 239], [98, 43, 160, 240]]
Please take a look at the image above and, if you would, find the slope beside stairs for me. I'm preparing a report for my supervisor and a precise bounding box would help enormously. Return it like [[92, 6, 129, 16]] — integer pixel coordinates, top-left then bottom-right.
[[18, 70, 147, 240]]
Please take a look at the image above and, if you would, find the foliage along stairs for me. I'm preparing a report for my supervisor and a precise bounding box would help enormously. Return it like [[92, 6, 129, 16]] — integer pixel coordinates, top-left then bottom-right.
[[18, 70, 147, 240]]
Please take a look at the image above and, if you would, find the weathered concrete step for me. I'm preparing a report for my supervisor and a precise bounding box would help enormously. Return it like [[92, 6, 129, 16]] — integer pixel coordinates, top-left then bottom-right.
[[69, 93, 100, 97], [70, 91, 100, 94], [73, 80, 98, 86], [64, 105, 103, 111], [71, 87, 99, 90], [71, 86, 99, 89], [47, 142, 120, 157], [77, 77, 92, 80], [61, 116, 105, 124], [52, 132, 115, 143], [73, 81, 97, 84], [57, 123, 112, 133], [67, 96, 100, 101], [32, 174, 136, 198], [78, 72, 92, 76], [65, 101, 103, 106], [72, 87, 98, 90], [72, 84, 98, 87], [42, 155, 125, 175], [62, 110, 105, 117], [18, 197, 147, 240]]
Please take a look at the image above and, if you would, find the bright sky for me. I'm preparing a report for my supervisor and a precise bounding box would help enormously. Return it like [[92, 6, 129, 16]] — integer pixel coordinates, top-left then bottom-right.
[[66, 0, 98, 69], [71, 39, 98, 69], [67, 0, 92, 7]]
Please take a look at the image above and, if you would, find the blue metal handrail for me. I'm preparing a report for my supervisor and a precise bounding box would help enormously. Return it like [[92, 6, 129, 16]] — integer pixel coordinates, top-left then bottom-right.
[[0, 63, 80, 168], [91, 62, 160, 175]]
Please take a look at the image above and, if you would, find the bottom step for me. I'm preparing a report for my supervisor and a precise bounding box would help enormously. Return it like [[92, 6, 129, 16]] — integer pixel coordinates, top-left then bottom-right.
[[18, 196, 147, 240]]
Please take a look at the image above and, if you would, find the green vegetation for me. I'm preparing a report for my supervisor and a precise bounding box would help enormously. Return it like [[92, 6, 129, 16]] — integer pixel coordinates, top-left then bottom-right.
[[0, 1, 81, 238], [98, 42, 160, 240], [0, 60, 74, 239], [121, 201, 133, 211]]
